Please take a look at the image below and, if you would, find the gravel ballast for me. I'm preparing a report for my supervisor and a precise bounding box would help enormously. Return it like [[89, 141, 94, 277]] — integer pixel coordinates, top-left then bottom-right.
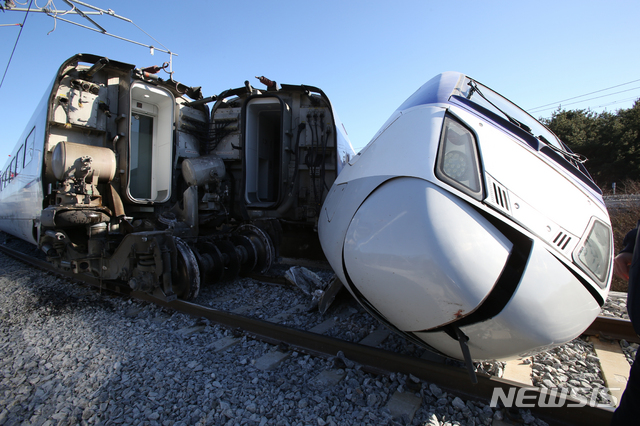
[[0, 237, 632, 425]]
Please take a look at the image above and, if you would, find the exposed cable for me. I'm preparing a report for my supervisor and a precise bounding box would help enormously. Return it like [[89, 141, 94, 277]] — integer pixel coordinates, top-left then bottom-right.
[[0, 0, 32, 91]]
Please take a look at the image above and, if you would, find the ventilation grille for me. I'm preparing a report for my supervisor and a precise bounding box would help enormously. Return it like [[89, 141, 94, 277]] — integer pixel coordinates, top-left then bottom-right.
[[491, 181, 510, 212], [553, 231, 572, 251]]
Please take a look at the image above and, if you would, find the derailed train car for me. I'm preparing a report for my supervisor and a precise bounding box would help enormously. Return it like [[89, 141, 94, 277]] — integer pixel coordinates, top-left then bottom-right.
[[1, 56, 614, 365], [318, 72, 613, 364], [0, 53, 354, 301]]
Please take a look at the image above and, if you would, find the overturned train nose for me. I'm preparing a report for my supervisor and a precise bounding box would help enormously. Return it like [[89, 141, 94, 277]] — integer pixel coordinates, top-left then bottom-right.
[[329, 176, 601, 361]]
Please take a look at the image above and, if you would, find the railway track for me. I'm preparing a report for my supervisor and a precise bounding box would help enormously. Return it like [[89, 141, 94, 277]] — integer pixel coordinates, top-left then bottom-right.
[[0, 242, 635, 426]]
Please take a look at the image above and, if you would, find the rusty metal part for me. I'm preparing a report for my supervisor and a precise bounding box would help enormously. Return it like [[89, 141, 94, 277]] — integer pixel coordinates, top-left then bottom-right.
[[0, 243, 618, 425], [256, 76, 276, 88], [584, 315, 639, 343]]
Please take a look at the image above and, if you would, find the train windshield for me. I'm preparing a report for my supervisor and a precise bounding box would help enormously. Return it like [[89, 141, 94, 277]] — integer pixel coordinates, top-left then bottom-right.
[[463, 79, 565, 152]]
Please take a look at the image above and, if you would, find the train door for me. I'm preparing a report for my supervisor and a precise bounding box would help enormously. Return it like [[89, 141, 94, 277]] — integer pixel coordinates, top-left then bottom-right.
[[128, 82, 175, 203], [243, 97, 291, 208]]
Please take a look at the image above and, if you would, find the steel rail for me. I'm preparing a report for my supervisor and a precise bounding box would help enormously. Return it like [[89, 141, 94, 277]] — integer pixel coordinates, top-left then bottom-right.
[[584, 316, 639, 343], [0, 244, 617, 425]]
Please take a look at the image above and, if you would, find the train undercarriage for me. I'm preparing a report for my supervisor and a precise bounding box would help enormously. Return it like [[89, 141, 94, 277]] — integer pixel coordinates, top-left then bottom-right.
[[34, 54, 352, 301]]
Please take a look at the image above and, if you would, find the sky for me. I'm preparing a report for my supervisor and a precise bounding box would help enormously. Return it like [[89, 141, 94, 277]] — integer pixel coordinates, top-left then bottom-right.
[[1, 0, 639, 168]]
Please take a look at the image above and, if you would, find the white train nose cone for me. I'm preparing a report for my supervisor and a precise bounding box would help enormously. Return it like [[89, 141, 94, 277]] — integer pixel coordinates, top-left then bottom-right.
[[342, 177, 512, 331]]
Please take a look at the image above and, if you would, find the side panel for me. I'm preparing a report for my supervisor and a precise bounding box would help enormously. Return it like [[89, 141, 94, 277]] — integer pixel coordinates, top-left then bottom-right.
[[0, 90, 49, 244]]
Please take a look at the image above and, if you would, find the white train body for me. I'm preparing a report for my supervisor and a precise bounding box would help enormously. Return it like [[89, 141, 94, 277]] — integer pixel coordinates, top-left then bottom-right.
[[319, 72, 612, 361], [0, 88, 49, 243]]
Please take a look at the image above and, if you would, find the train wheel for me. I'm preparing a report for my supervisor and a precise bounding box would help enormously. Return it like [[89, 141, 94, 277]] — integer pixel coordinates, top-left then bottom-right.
[[236, 224, 275, 274], [172, 238, 200, 301], [231, 234, 258, 273]]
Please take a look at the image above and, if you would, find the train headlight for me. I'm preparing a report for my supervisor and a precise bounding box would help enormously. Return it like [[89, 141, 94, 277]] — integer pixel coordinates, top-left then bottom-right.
[[574, 219, 612, 288], [435, 115, 483, 200]]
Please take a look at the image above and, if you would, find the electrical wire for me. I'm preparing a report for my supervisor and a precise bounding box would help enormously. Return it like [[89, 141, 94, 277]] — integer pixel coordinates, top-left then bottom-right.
[[530, 86, 640, 115], [2, 1, 176, 55], [130, 21, 170, 55], [528, 78, 640, 113], [0, 0, 32, 91], [579, 95, 640, 114]]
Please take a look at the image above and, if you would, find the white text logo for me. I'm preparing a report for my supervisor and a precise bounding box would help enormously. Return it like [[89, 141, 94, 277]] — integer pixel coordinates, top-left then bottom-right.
[[489, 386, 619, 408]]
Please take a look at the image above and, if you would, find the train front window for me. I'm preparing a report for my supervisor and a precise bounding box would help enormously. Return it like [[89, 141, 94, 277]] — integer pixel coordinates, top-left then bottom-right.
[[464, 79, 564, 152]]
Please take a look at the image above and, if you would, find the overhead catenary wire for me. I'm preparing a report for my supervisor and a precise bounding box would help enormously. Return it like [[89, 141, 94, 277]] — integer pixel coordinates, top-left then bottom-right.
[[530, 86, 640, 115], [41, 13, 176, 56], [558, 95, 640, 118], [0, 0, 178, 90], [2, 0, 177, 55], [0, 0, 32, 91], [528, 78, 640, 113], [592, 95, 640, 110]]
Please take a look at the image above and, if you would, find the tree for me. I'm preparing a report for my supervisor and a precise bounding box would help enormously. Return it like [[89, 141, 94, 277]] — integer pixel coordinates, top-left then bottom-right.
[[542, 100, 640, 190]]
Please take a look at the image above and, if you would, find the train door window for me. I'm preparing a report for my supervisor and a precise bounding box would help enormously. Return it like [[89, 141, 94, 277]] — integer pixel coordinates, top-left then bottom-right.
[[130, 113, 154, 199], [244, 97, 287, 207], [128, 82, 174, 203], [23, 127, 35, 167]]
